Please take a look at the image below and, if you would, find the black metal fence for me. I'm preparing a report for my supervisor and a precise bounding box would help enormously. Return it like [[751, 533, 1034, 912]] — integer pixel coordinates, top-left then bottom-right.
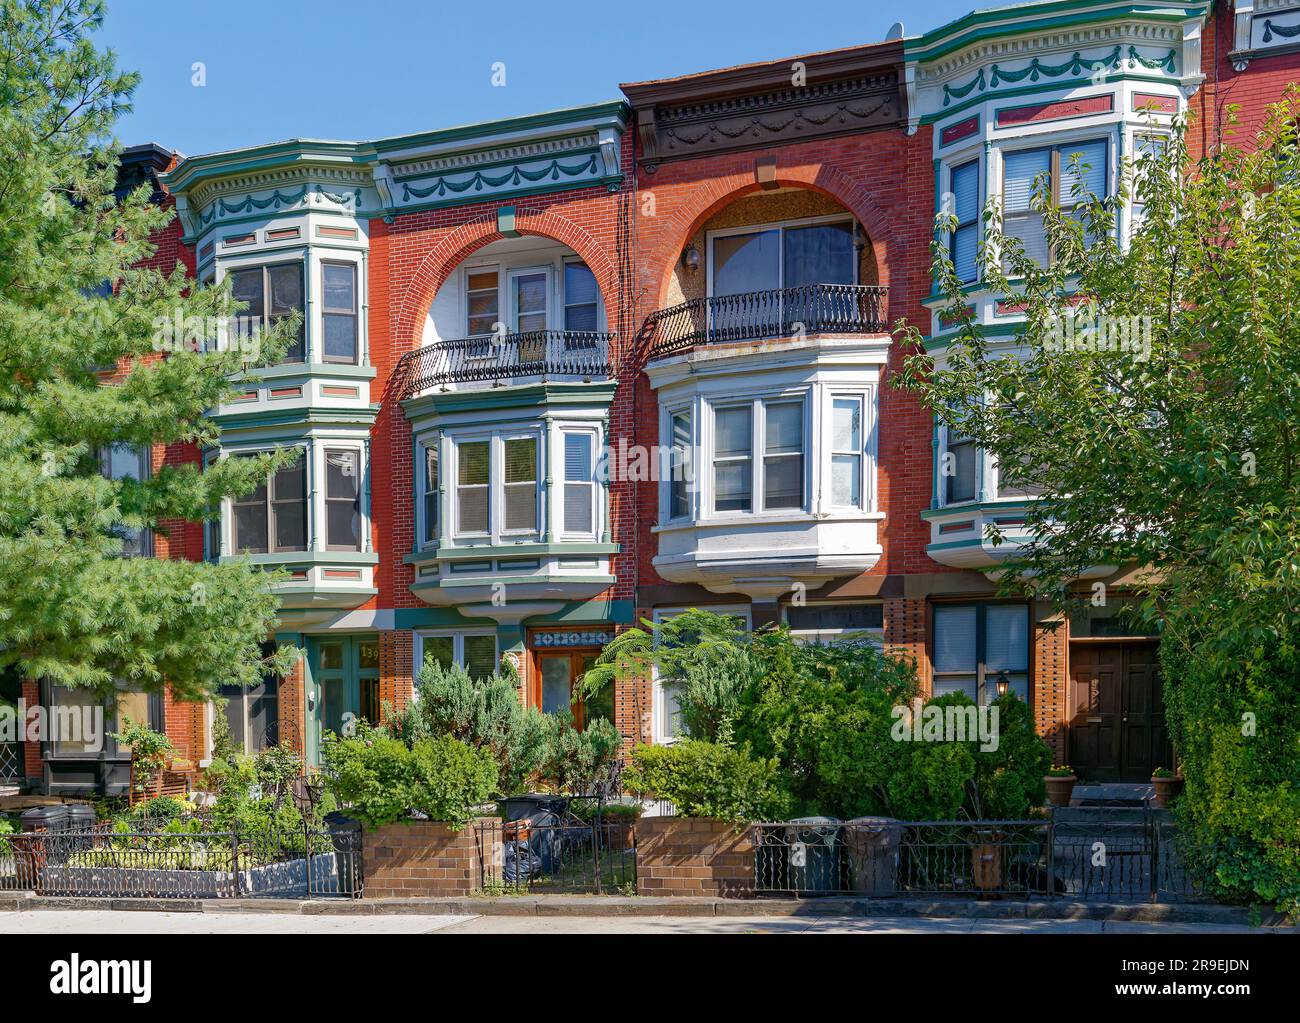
[[646, 284, 889, 357], [476, 817, 636, 896], [0, 824, 362, 899], [0, 741, 20, 782], [397, 330, 612, 393], [751, 808, 1203, 902]]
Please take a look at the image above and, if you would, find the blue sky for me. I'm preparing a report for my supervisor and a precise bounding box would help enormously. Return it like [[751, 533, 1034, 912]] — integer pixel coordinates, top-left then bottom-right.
[[102, 0, 981, 157]]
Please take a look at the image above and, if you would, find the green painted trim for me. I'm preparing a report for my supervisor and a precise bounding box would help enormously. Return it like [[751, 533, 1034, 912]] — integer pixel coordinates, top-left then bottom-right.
[[921, 499, 1038, 521], [405, 542, 620, 565], [275, 586, 379, 604], [212, 404, 380, 431], [392, 607, 507, 628], [905, 1, 1210, 62], [403, 380, 617, 420], [185, 205, 377, 246], [235, 362, 377, 382], [371, 101, 628, 156], [384, 174, 624, 219], [421, 574, 614, 589], [919, 71, 1181, 125], [221, 550, 379, 566]]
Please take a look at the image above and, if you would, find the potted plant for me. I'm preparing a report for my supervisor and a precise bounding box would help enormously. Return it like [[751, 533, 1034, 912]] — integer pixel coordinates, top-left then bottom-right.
[[1044, 765, 1077, 807], [1150, 767, 1183, 808]]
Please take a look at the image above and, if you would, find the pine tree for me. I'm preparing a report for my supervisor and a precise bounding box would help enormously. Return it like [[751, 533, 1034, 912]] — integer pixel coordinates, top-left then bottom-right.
[[0, 0, 297, 703]]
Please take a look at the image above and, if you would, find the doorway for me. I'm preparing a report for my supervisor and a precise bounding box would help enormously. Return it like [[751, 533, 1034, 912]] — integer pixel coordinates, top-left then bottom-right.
[[314, 635, 380, 742], [530, 650, 611, 729], [1068, 641, 1170, 782]]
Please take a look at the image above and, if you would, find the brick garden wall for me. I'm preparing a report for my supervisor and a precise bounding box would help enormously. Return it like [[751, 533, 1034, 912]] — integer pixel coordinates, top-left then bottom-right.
[[362, 818, 500, 898], [635, 816, 755, 897]]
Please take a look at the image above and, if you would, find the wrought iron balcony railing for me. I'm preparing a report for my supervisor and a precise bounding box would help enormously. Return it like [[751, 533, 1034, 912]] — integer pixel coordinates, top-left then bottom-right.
[[646, 283, 889, 357], [397, 330, 613, 395]]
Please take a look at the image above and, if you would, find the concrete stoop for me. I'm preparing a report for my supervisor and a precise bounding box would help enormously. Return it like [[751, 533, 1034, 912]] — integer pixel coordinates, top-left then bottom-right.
[[1, 890, 1293, 928]]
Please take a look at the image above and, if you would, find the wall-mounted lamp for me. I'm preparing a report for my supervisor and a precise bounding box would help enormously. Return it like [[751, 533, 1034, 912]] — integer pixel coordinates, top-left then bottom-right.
[[995, 671, 1011, 699], [680, 244, 701, 274]]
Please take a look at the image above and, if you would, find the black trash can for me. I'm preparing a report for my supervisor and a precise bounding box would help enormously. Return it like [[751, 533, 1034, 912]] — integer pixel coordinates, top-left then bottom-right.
[[65, 804, 98, 833], [323, 812, 363, 897], [844, 817, 902, 896], [498, 794, 568, 821], [21, 805, 69, 833]]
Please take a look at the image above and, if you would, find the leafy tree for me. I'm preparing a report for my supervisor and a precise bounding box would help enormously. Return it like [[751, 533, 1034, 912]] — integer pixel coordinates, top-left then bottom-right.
[[895, 94, 1300, 912], [0, 1, 300, 703]]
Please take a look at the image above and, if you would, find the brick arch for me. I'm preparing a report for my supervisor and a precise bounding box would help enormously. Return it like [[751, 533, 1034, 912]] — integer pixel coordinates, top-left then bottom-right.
[[391, 208, 620, 353], [647, 161, 903, 310]]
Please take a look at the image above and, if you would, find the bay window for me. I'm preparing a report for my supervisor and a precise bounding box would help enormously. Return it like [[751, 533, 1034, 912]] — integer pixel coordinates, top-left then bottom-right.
[[932, 603, 1029, 703], [711, 397, 806, 514], [228, 263, 305, 362], [668, 408, 693, 520], [321, 262, 358, 363], [232, 453, 307, 554], [503, 436, 538, 533], [943, 420, 978, 505], [324, 448, 361, 551], [456, 440, 490, 536], [1002, 139, 1108, 269], [562, 431, 595, 535], [949, 160, 980, 283], [420, 441, 438, 547], [830, 396, 865, 508]]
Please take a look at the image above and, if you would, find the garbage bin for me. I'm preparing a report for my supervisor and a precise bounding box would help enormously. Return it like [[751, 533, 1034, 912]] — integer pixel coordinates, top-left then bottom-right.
[[20, 805, 69, 833], [65, 804, 98, 832], [322, 812, 363, 897], [498, 794, 568, 821], [844, 817, 902, 896], [787, 816, 842, 893]]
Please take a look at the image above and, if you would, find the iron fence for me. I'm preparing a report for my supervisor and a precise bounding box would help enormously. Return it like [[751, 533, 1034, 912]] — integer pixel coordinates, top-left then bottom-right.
[[396, 330, 612, 394], [646, 284, 889, 357], [0, 824, 362, 899], [750, 809, 1203, 902], [0, 742, 20, 782], [476, 817, 636, 896]]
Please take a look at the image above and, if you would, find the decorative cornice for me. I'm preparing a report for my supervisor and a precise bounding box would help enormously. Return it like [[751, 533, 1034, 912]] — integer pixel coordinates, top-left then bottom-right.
[[939, 43, 1176, 106]]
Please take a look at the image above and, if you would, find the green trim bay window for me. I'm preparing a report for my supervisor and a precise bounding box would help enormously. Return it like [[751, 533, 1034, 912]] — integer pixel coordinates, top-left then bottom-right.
[[456, 440, 490, 536], [421, 442, 438, 547], [1002, 138, 1108, 268], [325, 448, 361, 551], [949, 159, 980, 283], [503, 436, 538, 532], [228, 263, 305, 362], [322, 262, 359, 364], [232, 452, 307, 554]]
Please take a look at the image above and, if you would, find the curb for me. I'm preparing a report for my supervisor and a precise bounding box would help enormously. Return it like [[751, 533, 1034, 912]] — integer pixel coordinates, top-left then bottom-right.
[[3, 890, 1293, 927]]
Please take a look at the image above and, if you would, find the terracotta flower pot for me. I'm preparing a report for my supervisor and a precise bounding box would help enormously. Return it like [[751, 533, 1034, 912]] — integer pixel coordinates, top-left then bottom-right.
[[1044, 774, 1077, 807], [1151, 774, 1183, 808]]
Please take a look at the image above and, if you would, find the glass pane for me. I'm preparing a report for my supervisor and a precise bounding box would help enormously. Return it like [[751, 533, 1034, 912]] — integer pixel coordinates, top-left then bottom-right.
[[715, 406, 752, 458], [458, 441, 489, 487], [1003, 148, 1051, 213], [714, 460, 752, 512], [764, 454, 803, 509], [463, 634, 497, 680], [932, 675, 979, 700], [421, 636, 454, 672], [467, 271, 498, 291], [222, 692, 246, 752], [946, 439, 978, 503], [504, 438, 537, 484], [229, 269, 264, 321], [662, 682, 683, 739], [564, 263, 597, 306], [274, 501, 306, 551], [320, 677, 345, 737], [563, 433, 591, 482], [233, 506, 267, 553], [985, 605, 1029, 672], [273, 458, 304, 502], [513, 273, 547, 332], [832, 453, 861, 506], [248, 685, 278, 751], [268, 264, 303, 316], [764, 401, 802, 455], [322, 263, 355, 312], [670, 411, 692, 519], [584, 676, 614, 727], [1004, 212, 1049, 267], [468, 282, 500, 336], [504, 484, 537, 532], [933, 606, 978, 673], [458, 488, 488, 534], [358, 639, 380, 671], [832, 398, 861, 451], [326, 451, 358, 499], [783, 222, 855, 287], [319, 641, 343, 671], [323, 314, 356, 361], [327, 501, 359, 549], [1057, 140, 1107, 204], [564, 483, 592, 534], [540, 657, 572, 715], [953, 223, 978, 282], [106, 443, 144, 480], [116, 689, 151, 730], [951, 161, 979, 222], [713, 230, 780, 296]]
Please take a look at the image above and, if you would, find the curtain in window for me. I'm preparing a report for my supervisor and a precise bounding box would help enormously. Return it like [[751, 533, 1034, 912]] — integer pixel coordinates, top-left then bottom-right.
[[1003, 149, 1051, 267], [503, 437, 538, 531], [563, 433, 593, 534]]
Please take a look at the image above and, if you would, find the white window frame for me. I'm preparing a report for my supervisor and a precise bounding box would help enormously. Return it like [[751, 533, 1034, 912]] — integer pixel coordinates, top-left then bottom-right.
[[559, 426, 599, 540], [662, 403, 695, 523], [452, 435, 493, 539], [225, 445, 311, 555], [561, 258, 603, 333], [448, 429, 543, 544], [650, 605, 752, 745], [705, 213, 859, 297], [413, 629, 500, 681], [707, 393, 809, 517], [463, 263, 502, 338], [783, 600, 884, 646], [417, 435, 438, 550], [828, 392, 869, 511], [499, 431, 541, 537], [506, 266, 552, 334], [940, 418, 979, 507]]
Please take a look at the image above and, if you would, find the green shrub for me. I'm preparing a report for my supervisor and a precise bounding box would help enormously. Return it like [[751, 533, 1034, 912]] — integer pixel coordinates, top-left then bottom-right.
[[623, 740, 791, 823], [538, 713, 622, 795], [323, 728, 496, 829]]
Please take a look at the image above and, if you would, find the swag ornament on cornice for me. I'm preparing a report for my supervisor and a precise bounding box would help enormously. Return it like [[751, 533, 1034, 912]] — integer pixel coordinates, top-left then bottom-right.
[[197, 183, 362, 227], [1262, 17, 1300, 41], [399, 153, 601, 202], [941, 45, 1178, 106]]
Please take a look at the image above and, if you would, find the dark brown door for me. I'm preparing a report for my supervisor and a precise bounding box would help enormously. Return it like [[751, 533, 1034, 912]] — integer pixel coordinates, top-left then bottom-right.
[[1069, 642, 1168, 782]]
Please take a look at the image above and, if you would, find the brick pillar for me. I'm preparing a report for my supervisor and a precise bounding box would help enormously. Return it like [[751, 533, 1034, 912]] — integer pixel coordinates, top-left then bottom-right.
[[1033, 603, 1069, 764], [21, 678, 41, 780], [884, 598, 930, 694], [278, 651, 305, 758], [162, 685, 203, 763], [613, 613, 654, 757], [379, 630, 414, 720]]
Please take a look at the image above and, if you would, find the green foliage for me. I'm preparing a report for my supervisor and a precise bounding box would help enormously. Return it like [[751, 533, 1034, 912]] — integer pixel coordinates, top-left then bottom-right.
[[895, 89, 1300, 911], [323, 725, 496, 829], [0, 0, 301, 702], [537, 712, 621, 795], [623, 740, 792, 823], [110, 716, 171, 792]]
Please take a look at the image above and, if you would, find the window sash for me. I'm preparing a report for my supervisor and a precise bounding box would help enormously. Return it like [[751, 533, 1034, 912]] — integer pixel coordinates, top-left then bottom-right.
[[421, 442, 438, 546], [944, 425, 978, 505], [563, 262, 599, 332], [932, 603, 1030, 704], [465, 269, 500, 337], [1002, 141, 1109, 269], [762, 400, 804, 511], [831, 396, 864, 508], [231, 452, 307, 554], [949, 161, 980, 283], [455, 440, 490, 536], [713, 404, 753, 513], [502, 436, 538, 534], [668, 409, 692, 520], [324, 448, 361, 552], [562, 431, 594, 536], [321, 262, 358, 364]]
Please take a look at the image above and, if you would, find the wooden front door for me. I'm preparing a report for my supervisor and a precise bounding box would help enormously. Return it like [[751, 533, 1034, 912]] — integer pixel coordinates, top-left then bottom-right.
[[531, 650, 605, 729], [1068, 642, 1169, 782]]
